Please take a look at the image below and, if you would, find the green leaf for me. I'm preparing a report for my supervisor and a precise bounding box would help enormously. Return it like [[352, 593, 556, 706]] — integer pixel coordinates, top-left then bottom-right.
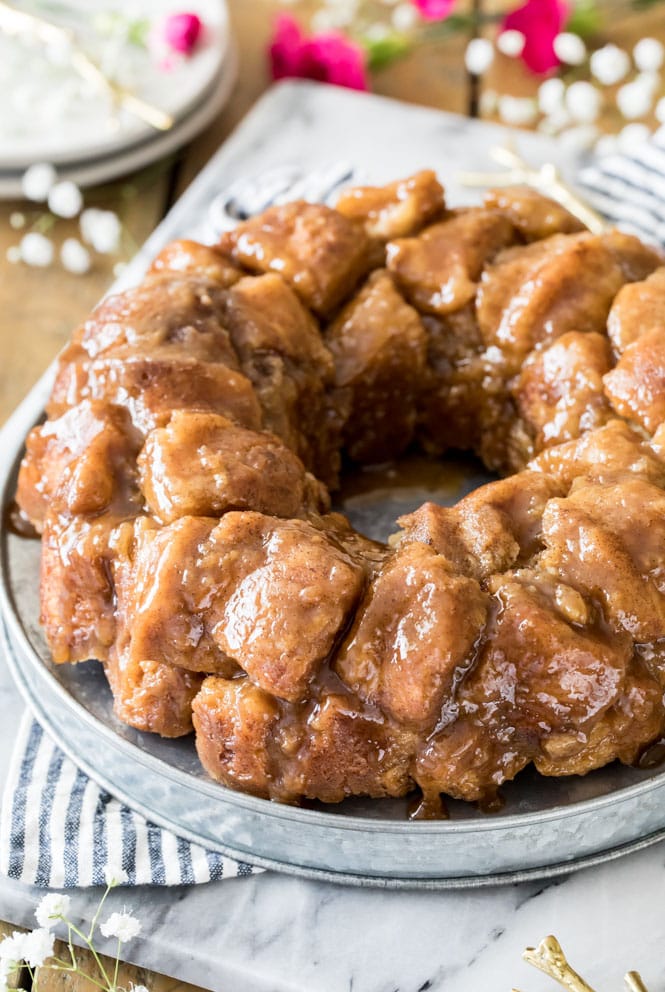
[[566, 0, 602, 36], [364, 33, 411, 71]]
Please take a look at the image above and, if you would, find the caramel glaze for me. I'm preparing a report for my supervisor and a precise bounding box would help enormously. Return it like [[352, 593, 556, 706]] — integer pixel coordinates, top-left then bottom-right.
[[14, 173, 665, 815]]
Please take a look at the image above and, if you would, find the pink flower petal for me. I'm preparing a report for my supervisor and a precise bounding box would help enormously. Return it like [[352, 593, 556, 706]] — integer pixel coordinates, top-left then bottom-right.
[[502, 0, 570, 75], [411, 0, 456, 22], [163, 12, 202, 55], [268, 16, 368, 91]]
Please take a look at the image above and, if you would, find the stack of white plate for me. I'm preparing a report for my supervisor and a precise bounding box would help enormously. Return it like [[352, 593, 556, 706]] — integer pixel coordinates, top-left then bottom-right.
[[0, 0, 235, 197]]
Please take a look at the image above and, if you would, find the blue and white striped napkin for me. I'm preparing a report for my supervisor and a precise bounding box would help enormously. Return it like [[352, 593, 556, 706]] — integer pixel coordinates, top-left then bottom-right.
[[579, 126, 665, 247], [0, 714, 263, 887], [3, 134, 665, 890]]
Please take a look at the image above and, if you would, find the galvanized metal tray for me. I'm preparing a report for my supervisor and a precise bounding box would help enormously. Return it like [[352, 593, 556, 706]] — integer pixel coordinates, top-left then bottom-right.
[[4, 82, 665, 888], [4, 388, 665, 888]]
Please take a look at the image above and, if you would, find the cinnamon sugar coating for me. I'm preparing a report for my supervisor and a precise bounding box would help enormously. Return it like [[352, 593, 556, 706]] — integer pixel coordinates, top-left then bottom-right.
[[16, 180, 665, 808]]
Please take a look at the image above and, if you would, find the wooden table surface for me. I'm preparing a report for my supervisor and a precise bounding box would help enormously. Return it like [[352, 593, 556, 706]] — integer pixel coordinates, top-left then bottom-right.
[[1, 1, 664, 989]]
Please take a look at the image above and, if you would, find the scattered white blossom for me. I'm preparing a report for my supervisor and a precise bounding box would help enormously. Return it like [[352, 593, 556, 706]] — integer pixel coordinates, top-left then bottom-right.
[[0, 958, 11, 992], [100, 910, 141, 942], [130, 986, 150, 992], [465, 37, 494, 75], [565, 80, 601, 124], [21, 928, 54, 968], [104, 863, 129, 886], [497, 29, 525, 58], [9, 212, 25, 230], [590, 43, 630, 85], [48, 180, 83, 219], [61, 237, 91, 275], [364, 21, 389, 42], [636, 71, 660, 96], [617, 78, 653, 119], [391, 3, 417, 31], [557, 123, 599, 154], [538, 77, 565, 115], [656, 95, 665, 123], [538, 106, 571, 135], [498, 95, 537, 126], [553, 32, 587, 67], [0, 931, 26, 964], [634, 37, 664, 73], [35, 892, 71, 929], [19, 232, 54, 267], [113, 261, 127, 278], [594, 133, 619, 156], [479, 87, 498, 116], [6, 246, 20, 264], [80, 208, 121, 254], [21, 162, 57, 203], [618, 122, 651, 151]]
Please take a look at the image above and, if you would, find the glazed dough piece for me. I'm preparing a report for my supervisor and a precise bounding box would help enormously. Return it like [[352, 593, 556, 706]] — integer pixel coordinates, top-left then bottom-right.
[[17, 401, 141, 530], [399, 471, 564, 582], [539, 478, 665, 641], [335, 541, 489, 730], [386, 208, 516, 316], [138, 411, 328, 524], [607, 267, 665, 355], [528, 418, 665, 489], [483, 186, 584, 241], [39, 512, 120, 664], [193, 677, 415, 803], [513, 331, 614, 455], [147, 239, 243, 286], [217, 201, 371, 316], [105, 647, 204, 738], [49, 355, 262, 436], [70, 272, 239, 367], [414, 570, 644, 803], [115, 512, 367, 701], [604, 326, 665, 434], [335, 169, 445, 243], [325, 269, 427, 463], [223, 273, 340, 482]]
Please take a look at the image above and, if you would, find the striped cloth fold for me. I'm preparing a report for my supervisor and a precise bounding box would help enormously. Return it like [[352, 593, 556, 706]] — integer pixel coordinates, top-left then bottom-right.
[[0, 713, 263, 887], [578, 126, 665, 246]]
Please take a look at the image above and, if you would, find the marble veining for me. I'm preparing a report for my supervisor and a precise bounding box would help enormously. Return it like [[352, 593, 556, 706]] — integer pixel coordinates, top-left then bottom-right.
[[1, 81, 664, 991]]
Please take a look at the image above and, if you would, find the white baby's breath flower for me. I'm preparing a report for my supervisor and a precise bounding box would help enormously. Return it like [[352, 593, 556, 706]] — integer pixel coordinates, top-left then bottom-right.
[[590, 43, 630, 85], [80, 208, 121, 254], [465, 37, 494, 75], [391, 3, 417, 31], [479, 87, 498, 116], [538, 77, 565, 115], [497, 29, 524, 58], [48, 180, 83, 219], [20, 232, 54, 267], [594, 133, 619, 156], [634, 37, 664, 73], [21, 162, 57, 202], [100, 910, 141, 942], [130, 986, 150, 992], [0, 957, 11, 992], [565, 81, 601, 124], [21, 928, 54, 968], [557, 123, 598, 154], [656, 95, 665, 123], [6, 246, 20, 264], [35, 893, 71, 929], [497, 95, 537, 126], [9, 212, 25, 230], [61, 238, 91, 275], [617, 78, 653, 119], [618, 122, 651, 151], [0, 931, 26, 964], [553, 32, 586, 67], [104, 863, 129, 886]]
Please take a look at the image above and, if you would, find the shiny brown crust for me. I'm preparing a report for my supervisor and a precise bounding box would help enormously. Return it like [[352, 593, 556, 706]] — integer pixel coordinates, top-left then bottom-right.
[[17, 172, 665, 809]]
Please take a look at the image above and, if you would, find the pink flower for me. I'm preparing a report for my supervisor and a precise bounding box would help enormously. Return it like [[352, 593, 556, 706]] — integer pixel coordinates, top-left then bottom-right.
[[501, 0, 570, 75], [269, 15, 368, 92], [163, 12, 202, 55], [411, 0, 456, 21]]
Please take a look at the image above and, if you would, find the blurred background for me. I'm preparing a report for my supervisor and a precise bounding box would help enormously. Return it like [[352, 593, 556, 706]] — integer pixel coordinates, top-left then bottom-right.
[[2, 0, 665, 423]]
